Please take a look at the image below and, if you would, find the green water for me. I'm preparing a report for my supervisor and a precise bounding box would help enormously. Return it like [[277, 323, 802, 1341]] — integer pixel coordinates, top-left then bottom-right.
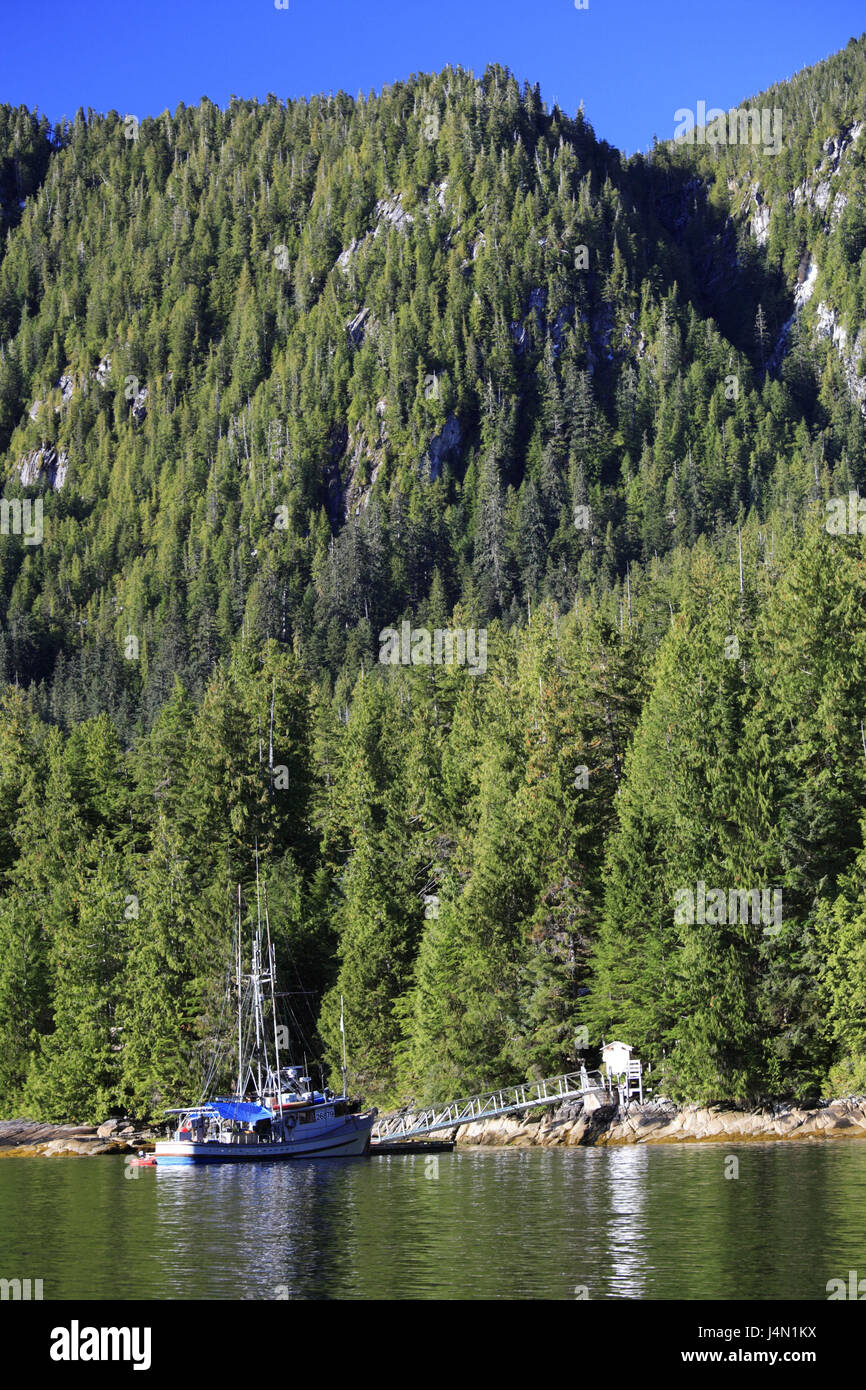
[[2, 1142, 866, 1300]]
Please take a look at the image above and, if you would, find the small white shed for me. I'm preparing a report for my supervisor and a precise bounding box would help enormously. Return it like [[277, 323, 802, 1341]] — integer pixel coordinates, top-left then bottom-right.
[[602, 1040, 633, 1078]]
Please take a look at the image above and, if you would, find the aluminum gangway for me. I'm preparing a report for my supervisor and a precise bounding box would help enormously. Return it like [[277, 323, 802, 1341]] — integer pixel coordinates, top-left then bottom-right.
[[372, 1069, 599, 1143]]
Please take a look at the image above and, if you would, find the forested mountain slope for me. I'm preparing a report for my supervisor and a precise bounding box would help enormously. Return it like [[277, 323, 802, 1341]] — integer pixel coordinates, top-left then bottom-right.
[[658, 35, 866, 411], [0, 42, 865, 1120]]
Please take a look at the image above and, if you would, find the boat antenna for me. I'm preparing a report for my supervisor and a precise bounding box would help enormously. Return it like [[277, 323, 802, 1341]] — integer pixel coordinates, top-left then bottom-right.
[[340, 994, 348, 1099]]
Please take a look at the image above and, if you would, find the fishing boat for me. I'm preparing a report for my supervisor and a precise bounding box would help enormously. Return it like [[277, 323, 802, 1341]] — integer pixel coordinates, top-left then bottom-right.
[[154, 883, 376, 1165]]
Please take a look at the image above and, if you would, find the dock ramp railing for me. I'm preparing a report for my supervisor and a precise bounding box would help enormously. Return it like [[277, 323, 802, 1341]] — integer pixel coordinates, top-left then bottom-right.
[[373, 1069, 603, 1143]]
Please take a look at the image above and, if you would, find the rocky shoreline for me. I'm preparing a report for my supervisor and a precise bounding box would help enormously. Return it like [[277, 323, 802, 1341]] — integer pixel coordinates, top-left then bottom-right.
[[0, 1118, 158, 1158], [3, 1096, 866, 1156], [444, 1095, 866, 1147]]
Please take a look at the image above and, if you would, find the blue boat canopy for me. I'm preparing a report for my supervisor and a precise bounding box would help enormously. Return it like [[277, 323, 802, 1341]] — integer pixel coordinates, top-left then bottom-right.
[[196, 1101, 273, 1123]]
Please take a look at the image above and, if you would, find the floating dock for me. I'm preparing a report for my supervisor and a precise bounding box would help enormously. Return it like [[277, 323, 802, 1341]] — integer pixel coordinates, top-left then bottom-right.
[[370, 1139, 455, 1155]]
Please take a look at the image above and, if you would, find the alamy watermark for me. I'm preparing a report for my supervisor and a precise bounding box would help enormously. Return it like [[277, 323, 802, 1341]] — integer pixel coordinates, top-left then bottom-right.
[[674, 881, 782, 936], [674, 104, 783, 156], [50, 1323, 151, 1370], [827, 1270, 866, 1299], [0, 1277, 43, 1300], [379, 622, 487, 675], [0, 497, 42, 545], [826, 492, 866, 534]]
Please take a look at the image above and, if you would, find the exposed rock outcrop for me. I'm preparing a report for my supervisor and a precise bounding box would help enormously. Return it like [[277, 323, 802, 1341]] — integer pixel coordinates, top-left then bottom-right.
[[341, 419, 385, 518], [130, 383, 148, 423], [734, 118, 865, 410], [340, 406, 461, 516], [422, 413, 462, 482], [814, 301, 866, 412], [750, 187, 770, 246], [346, 306, 373, 345], [336, 190, 416, 272], [27, 372, 76, 424], [0, 1117, 158, 1156], [18, 445, 68, 490], [375, 194, 414, 234]]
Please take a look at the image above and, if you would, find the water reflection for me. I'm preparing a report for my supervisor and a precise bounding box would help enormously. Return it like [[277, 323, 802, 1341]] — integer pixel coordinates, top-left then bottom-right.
[[154, 1161, 361, 1298], [3, 1141, 866, 1300], [600, 1146, 650, 1299]]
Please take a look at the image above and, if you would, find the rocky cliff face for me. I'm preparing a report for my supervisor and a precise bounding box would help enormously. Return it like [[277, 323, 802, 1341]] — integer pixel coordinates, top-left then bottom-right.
[[813, 301, 866, 412], [13, 355, 156, 495], [18, 444, 68, 490], [727, 119, 866, 412]]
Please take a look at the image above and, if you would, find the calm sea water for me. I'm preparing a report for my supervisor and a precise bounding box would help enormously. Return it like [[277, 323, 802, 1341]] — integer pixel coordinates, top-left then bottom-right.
[[2, 1142, 866, 1300]]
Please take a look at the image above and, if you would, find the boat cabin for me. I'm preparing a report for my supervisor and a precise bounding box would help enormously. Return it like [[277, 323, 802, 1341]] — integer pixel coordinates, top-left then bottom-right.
[[167, 1076, 357, 1147]]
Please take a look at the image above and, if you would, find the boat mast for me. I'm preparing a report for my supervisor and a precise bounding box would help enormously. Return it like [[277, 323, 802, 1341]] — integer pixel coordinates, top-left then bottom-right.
[[236, 885, 243, 1099], [263, 878, 284, 1115], [252, 929, 263, 1096], [340, 994, 348, 1099], [252, 859, 264, 1096], [252, 841, 277, 1099]]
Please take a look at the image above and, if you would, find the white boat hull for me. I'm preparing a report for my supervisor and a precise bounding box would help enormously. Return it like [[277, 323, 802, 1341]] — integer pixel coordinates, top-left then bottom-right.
[[155, 1111, 376, 1165]]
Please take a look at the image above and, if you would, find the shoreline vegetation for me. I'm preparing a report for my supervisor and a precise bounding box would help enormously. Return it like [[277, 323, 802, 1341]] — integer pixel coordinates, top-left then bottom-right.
[[3, 1097, 865, 1156]]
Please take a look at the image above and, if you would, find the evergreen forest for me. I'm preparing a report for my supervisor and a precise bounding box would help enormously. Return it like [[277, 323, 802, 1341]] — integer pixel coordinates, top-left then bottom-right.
[[1, 38, 866, 1119]]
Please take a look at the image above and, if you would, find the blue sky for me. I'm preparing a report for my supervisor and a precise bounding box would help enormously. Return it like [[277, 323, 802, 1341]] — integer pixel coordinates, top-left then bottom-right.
[[2, 0, 863, 155]]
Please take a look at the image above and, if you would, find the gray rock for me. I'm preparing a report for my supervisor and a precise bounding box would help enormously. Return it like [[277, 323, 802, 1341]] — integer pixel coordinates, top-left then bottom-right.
[[752, 200, 770, 246], [814, 302, 866, 414], [41, 1138, 112, 1157], [374, 195, 414, 235], [337, 237, 361, 272], [131, 385, 148, 422], [422, 413, 462, 481], [18, 445, 68, 491], [0, 1119, 97, 1148], [346, 307, 371, 345]]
